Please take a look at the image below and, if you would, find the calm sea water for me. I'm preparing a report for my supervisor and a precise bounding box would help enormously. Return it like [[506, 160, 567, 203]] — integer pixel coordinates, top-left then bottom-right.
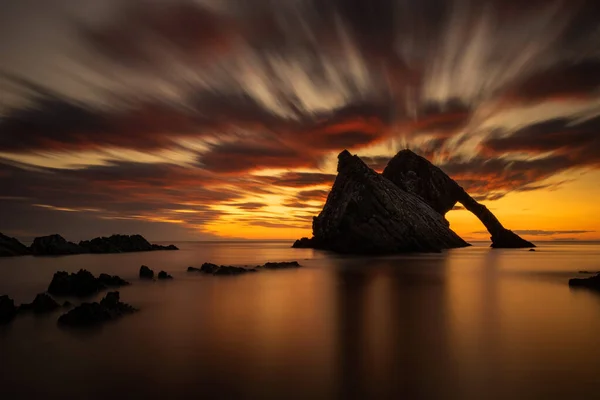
[[1, 241, 600, 399]]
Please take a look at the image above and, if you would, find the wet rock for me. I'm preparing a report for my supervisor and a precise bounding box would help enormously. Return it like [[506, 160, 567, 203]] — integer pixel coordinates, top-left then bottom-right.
[[294, 150, 469, 254], [263, 261, 301, 269], [0, 295, 17, 324], [529, 248, 536, 252], [569, 273, 600, 291], [0, 233, 30, 257], [382, 150, 535, 249], [19, 293, 60, 314], [98, 273, 130, 287], [157, 271, 173, 280], [30, 234, 84, 256], [48, 270, 106, 297], [57, 291, 137, 328], [139, 265, 154, 279]]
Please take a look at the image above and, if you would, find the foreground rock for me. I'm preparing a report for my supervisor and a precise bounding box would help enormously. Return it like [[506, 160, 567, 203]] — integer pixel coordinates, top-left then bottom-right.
[[569, 273, 600, 291], [157, 271, 173, 279], [48, 269, 129, 297], [262, 261, 301, 269], [18, 293, 60, 314], [79, 234, 178, 253], [0, 233, 30, 257], [382, 150, 535, 249], [57, 291, 137, 327], [294, 150, 468, 254], [139, 265, 154, 279], [0, 295, 17, 324], [30, 234, 84, 256]]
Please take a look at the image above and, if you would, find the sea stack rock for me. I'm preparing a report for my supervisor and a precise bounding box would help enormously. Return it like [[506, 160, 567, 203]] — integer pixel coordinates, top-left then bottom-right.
[[382, 150, 535, 249], [0, 233, 30, 257], [297, 150, 469, 254], [30, 234, 84, 256]]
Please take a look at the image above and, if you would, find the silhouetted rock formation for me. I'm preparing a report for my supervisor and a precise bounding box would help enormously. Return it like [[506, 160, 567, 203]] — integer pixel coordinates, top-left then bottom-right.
[[262, 261, 301, 269], [0, 295, 17, 324], [31, 234, 84, 256], [139, 265, 154, 279], [292, 237, 313, 248], [79, 234, 179, 253], [57, 291, 137, 327], [48, 269, 129, 297], [189, 261, 302, 275], [382, 150, 535, 249], [157, 271, 173, 280], [0, 233, 30, 257], [18, 293, 60, 314], [295, 150, 468, 254], [569, 273, 600, 291]]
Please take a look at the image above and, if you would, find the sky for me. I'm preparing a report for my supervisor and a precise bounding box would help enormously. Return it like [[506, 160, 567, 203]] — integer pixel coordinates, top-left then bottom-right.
[[0, 0, 599, 242]]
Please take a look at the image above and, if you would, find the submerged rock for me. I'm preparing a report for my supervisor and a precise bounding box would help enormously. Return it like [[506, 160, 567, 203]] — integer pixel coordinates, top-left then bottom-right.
[[295, 150, 468, 254], [0, 295, 17, 324], [569, 273, 600, 291], [57, 291, 137, 327], [529, 248, 536, 252], [30, 234, 84, 256], [187, 262, 255, 275], [139, 265, 154, 279], [0, 233, 30, 257], [48, 270, 105, 297], [382, 150, 535, 249], [19, 293, 60, 314], [157, 271, 173, 280]]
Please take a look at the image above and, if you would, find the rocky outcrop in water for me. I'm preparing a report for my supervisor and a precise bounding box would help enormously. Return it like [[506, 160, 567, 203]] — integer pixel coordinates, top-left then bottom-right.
[[188, 261, 302, 275], [48, 269, 129, 297], [0, 295, 17, 324], [79, 234, 179, 253], [139, 265, 154, 279], [382, 150, 535, 249], [569, 273, 600, 291], [30, 234, 84, 256], [0, 233, 30, 257], [57, 291, 137, 327], [294, 150, 468, 254], [18, 293, 61, 314], [157, 271, 173, 280], [262, 261, 301, 269]]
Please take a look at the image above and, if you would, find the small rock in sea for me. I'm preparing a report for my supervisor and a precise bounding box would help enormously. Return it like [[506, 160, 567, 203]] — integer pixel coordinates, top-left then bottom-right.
[[187, 266, 201, 272], [157, 271, 173, 280], [291, 237, 314, 248], [98, 273, 130, 287], [139, 265, 154, 279], [200, 263, 221, 274], [262, 261, 301, 269], [19, 293, 60, 314], [48, 269, 105, 297], [57, 291, 137, 328], [0, 295, 18, 324], [568, 273, 600, 291], [529, 249, 536, 252]]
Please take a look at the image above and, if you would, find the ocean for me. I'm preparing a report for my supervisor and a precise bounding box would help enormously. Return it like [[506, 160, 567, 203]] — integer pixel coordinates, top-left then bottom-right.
[[1, 241, 599, 399]]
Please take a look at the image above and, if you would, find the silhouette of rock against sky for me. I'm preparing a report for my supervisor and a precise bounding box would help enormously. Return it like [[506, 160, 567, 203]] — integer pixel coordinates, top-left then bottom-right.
[[382, 150, 535, 248]]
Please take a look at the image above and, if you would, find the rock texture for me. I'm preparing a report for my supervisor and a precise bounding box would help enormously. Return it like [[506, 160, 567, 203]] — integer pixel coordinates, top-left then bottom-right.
[[569, 273, 600, 291], [296, 150, 468, 254], [0, 233, 30, 257], [57, 291, 137, 327], [382, 150, 535, 249], [48, 270, 129, 297], [0, 295, 17, 324], [30, 234, 84, 256]]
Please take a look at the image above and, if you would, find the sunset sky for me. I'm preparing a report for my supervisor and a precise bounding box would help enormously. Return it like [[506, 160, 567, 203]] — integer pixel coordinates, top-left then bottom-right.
[[1, 0, 599, 242]]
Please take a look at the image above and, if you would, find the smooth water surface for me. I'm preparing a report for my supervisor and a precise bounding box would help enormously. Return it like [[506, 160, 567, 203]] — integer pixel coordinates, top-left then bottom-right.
[[1, 241, 600, 399]]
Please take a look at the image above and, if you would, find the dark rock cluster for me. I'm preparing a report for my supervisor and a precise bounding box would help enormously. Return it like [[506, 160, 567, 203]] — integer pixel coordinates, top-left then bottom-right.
[[188, 261, 301, 275], [0, 233, 179, 257], [157, 271, 173, 280], [293, 149, 535, 254], [139, 265, 154, 279], [48, 269, 129, 297], [569, 273, 600, 291], [57, 291, 137, 328]]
